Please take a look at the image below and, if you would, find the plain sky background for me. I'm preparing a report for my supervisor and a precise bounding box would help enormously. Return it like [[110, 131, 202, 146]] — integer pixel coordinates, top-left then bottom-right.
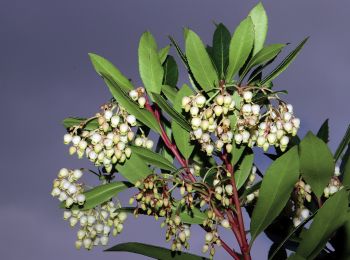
[[1, 0, 349, 259]]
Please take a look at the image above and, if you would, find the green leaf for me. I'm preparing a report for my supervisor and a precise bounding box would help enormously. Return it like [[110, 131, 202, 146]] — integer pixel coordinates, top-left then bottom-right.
[[62, 117, 98, 131], [316, 119, 329, 143], [268, 242, 287, 260], [340, 145, 350, 187], [261, 37, 309, 85], [102, 74, 161, 134], [152, 93, 191, 131], [225, 17, 254, 81], [185, 29, 219, 94], [116, 153, 153, 184], [89, 53, 134, 91], [250, 146, 300, 242], [130, 146, 176, 171], [299, 131, 335, 197], [334, 123, 350, 162], [235, 153, 254, 189], [212, 23, 231, 79], [240, 43, 285, 82], [159, 45, 170, 64], [296, 189, 348, 259], [231, 143, 246, 166], [288, 254, 306, 260], [163, 55, 179, 87], [74, 182, 132, 210], [105, 242, 209, 259], [172, 84, 194, 159], [138, 31, 164, 95], [249, 2, 268, 55], [161, 84, 177, 104]]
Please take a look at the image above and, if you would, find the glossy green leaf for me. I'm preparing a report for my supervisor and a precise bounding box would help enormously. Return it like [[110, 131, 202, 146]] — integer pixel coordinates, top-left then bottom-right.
[[185, 29, 218, 93], [130, 146, 176, 171], [268, 242, 287, 260], [62, 117, 99, 131], [296, 189, 348, 259], [225, 17, 254, 81], [250, 146, 300, 242], [299, 131, 335, 197], [249, 2, 268, 55], [105, 242, 209, 259], [261, 37, 308, 85], [334, 123, 350, 162], [288, 254, 306, 260], [163, 55, 179, 87], [152, 93, 191, 131], [231, 143, 246, 166], [240, 44, 285, 82], [102, 74, 161, 134], [161, 84, 177, 104], [158, 45, 170, 64], [316, 119, 329, 143], [172, 84, 194, 159], [340, 145, 350, 186], [74, 182, 132, 210], [138, 31, 164, 95], [116, 153, 153, 184], [89, 53, 134, 91], [212, 23, 231, 78], [235, 153, 254, 189]]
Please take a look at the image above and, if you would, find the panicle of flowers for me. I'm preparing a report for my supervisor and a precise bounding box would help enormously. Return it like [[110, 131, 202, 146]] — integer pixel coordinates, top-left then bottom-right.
[[63, 103, 152, 174], [243, 166, 259, 204], [51, 168, 86, 207], [182, 91, 236, 156], [323, 165, 343, 198], [63, 201, 127, 250], [234, 89, 300, 152]]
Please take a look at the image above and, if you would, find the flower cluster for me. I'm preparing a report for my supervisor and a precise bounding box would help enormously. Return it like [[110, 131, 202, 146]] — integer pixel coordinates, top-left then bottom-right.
[[202, 210, 222, 258], [234, 90, 300, 152], [244, 166, 259, 204], [129, 87, 147, 108], [324, 166, 343, 198], [63, 201, 127, 250], [210, 168, 235, 207], [51, 168, 86, 207], [182, 92, 236, 155], [63, 104, 138, 173], [292, 179, 312, 227], [164, 216, 191, 252]]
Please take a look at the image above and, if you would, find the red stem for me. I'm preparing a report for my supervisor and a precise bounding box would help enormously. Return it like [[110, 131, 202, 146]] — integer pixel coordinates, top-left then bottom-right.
[[219, 237, 241, 260], [222, 152, 251, 260]]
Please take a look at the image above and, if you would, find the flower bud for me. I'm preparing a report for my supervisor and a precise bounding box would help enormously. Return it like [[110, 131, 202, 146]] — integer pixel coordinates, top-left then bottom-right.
[[242, 104, 252, 115], [251, 104, 260, 115], [292, 118, 300, 128], [225, 184, 233, 195], [72, 136, 81, 146], [63, 134, 73, 144], [83, 238, 92, 249], [145, 140, 154, 149], [300, 208, 309, 220], [234, 133, 243, 144], [293, 217, 301, 227], [126, 115, 136, 126], [205, 144, 214, 155], [129, 90, 138, 100], [221, 219, 230, 228], [267, 133, 277, 144], [215, 95, 224, 106], [195, 95, 206, 108], [280, 136, 289, 146], [223, 95, 232, 107], [226, 144, 233, 153], [76, 194, 86, 205], [283, 112, 292, 122], [205, 232, 213, 242], [243, 91, 253, 102], [182, 96, 191, 108], [334, 166, 340, 176], [138, 96, 146, 108], [191, 118, 202, 129], [214, 106, 223, 117]]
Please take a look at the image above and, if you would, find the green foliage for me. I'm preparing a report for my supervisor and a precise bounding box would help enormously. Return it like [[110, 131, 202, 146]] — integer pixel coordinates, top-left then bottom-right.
[[212, 23, 231, 79], [172, 84, 194, 159], [62, 117, 99, 130], [341, 145, 350, 186], [249, 2, 268, 55], [89, 53, 134, 91], [159, 45, 170, 64], [296, 189, 348, 259], [73, 182, 132, 210], [106, 242, 209, 259], [138, 31, 164, 95], [116, 153, 153, 184], [235, 153, 254, 189], [102, 74, 162, 134], [261, 37, 309, 86], [226, 16, 254, 81], [130, 146, 177, 171], [250, 146, 300, 242], [317, 119, 329, 143], [334, 123, 350, 162], [185, 29, 218, 94], [163, 55, 179, 87], [299, 132, 335, 197]]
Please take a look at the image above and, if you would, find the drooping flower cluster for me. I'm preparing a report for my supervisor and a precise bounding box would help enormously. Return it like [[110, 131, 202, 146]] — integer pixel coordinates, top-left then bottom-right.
[[63, 104, 141, 173], [63, 201, 127, 250], [292, 179, 312, 227], [182, 92, 236, 155], [244, 166, 259, 204], [324, 166, 343, 198], [51, 168, 86, 207], [234, 90, 300, 152], [182, 87, 301, 155]]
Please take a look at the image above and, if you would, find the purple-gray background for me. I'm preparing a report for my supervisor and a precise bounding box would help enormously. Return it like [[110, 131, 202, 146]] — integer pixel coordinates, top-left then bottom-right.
[[1, 0, 349, 259]]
